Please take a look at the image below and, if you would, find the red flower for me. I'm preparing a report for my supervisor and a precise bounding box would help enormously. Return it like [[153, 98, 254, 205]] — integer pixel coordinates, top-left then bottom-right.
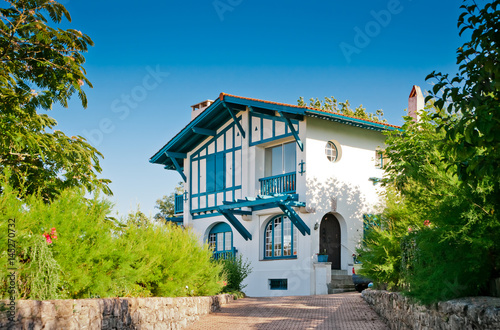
[[424, 220, 430, 226], [43, 233, 52, 244], [43, 227, 58, 244]]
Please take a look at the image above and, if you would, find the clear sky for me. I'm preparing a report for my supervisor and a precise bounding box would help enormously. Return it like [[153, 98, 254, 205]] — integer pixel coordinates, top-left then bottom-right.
[[49, 0, 464, 219]]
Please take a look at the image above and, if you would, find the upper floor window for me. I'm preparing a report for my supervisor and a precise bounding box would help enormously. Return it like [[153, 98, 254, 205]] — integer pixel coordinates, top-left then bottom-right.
[[325, 140, 342, 163], [208, 222, 233, 259], [375, 150, 388, 168], [265, 142, 296, 177], [264, 215, 297, 259], [206, 152, 225, 192]]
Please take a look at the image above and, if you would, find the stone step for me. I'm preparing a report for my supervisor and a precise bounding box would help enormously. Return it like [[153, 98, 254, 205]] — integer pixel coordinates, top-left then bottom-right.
[[331, 275, 353, 284], [331, 269, 348, 276], [328, 287, 356, 294], [330, 274, 355, 291], [327, 280, 356, 293]]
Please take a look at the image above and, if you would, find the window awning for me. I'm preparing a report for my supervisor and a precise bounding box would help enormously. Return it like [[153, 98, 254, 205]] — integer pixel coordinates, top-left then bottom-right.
[[217, 194, 310, 241]]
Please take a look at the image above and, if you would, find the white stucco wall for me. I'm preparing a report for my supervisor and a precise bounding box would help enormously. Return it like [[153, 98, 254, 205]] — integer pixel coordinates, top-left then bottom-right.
[[304, 117, 386, 272]]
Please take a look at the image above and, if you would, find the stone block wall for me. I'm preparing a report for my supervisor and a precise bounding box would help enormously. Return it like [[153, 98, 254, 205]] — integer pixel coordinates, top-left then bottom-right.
[[0, 294, 233, 329], [363, 290, 500, 330]]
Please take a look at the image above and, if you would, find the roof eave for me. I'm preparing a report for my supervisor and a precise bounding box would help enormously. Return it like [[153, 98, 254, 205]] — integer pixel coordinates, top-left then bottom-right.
[[149, 98, 226, 165], [305, 109, 401, 132]]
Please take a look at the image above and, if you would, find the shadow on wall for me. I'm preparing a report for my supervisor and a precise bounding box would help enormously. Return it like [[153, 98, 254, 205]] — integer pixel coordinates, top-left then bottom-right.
[[306, 177, 369, 222]]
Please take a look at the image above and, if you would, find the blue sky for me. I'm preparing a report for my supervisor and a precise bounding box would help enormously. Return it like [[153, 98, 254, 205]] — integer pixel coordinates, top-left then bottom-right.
[[50, 0, 464, 219]]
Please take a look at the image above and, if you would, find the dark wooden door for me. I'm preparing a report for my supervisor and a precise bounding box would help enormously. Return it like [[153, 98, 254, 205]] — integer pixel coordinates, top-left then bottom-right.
[[319, 214, 341, 269]]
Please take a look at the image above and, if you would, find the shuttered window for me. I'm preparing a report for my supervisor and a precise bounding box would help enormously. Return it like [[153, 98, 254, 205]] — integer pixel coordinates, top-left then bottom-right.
[[206, 152, 225, 193]]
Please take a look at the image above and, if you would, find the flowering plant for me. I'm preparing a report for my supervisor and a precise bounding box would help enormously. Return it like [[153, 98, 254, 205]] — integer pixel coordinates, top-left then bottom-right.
[[43, 227, 58, 244], [317, 249, 328, 255]]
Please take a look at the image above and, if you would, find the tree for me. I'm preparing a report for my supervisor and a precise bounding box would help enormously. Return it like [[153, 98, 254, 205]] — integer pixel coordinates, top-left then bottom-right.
[[426, 0, 500, 185], [153, 182, 184, 221], [424, 0, 500, 297], [125, 209, 150, 228], [0, 0, 110, 200], [297, 96, 386, 122], [358, 106, 500, 303]]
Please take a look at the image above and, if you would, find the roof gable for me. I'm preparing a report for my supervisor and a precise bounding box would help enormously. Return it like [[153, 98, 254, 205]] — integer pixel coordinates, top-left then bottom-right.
[[150, 93, 401, 169]]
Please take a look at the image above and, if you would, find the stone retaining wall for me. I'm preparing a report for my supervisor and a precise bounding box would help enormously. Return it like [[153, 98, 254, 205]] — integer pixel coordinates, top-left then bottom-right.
[[363, 290, 500, 330], [0, 294, 233, 329]]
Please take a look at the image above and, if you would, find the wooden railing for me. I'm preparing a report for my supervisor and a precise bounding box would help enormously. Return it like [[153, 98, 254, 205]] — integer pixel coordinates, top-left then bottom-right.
[[174, 194, 184, 214], [259, 172, 296, 195], [212, 247, 238, 261]]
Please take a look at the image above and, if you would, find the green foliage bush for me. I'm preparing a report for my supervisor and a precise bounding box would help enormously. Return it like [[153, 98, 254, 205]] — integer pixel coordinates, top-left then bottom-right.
[[357, 108, 500, 304], [219, 255, 252, 293], [0, 174, 225, 299]]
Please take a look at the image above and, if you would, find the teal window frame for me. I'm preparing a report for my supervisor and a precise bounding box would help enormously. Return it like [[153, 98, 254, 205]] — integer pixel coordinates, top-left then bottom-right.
[[264, 215, 297, 260], [264, 141, 296, 177], [325, 141, 338, 162], [208, 222, 233, 253]]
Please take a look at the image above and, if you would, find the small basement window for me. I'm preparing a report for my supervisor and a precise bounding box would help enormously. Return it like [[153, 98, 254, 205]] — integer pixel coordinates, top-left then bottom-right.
[[269, 279, 288, 290]]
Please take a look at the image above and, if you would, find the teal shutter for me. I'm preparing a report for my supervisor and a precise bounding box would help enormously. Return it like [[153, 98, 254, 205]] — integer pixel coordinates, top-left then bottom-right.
[[216, 153, 225, 191], [206, 154, 216, 192]]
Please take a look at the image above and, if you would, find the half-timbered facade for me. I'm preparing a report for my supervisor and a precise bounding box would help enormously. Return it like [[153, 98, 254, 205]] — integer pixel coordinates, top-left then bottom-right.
[[150, 92, 404, 297]]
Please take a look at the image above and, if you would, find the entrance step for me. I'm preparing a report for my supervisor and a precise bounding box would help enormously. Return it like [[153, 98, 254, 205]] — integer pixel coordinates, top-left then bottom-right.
[[328, 274, 356, 294], [331, 275, 352, 284], [328, 288, 356, 294], [331, 269, 348, 276]]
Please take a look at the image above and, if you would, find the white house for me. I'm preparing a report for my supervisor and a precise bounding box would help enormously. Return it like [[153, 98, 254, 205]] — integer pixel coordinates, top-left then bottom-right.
[[149, 90, 420, 297]]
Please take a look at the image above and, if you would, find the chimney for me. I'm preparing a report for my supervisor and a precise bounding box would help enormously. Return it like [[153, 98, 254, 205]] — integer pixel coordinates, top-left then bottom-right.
[[408, 85, 424, 122], [191, 100, 214, 120]]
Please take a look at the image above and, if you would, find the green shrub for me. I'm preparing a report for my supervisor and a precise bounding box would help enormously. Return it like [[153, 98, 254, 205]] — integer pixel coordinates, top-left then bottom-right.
[[359, 107, 500, 304], [122, 222, 225, 297], [0, 174, 224, 299], [220, 255, 252, 293]]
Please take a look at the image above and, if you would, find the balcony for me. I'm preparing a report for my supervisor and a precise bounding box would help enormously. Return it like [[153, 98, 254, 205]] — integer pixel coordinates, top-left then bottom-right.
[[259, 172, 296, 196], [212, 247, 238, 260], [174, 194, 184, 214]]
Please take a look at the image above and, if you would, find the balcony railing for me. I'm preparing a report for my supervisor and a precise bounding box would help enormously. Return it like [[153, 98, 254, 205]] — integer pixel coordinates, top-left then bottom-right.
[[174, 194, 184, 214], [259, 172, 296, 195], [212, 247, 238, 260]]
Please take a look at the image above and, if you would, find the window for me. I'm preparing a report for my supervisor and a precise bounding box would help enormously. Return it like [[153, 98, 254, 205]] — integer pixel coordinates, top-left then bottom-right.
[[206, 152, 225, 192], [208, 223, 233, 259], [269, 279, 288, 290], [265, 142, 296, 176], [325, 141, 341, 162], [375, 150, 388, 168], [264, 215, 297, 259]]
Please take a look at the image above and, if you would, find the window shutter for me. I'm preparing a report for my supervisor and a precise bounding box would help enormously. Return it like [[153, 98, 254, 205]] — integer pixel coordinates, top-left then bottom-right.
[[206, 154, 216, 192], [216, 153, 225, 191]]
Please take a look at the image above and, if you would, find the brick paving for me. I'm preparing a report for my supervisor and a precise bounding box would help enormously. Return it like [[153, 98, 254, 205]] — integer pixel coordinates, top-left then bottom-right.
[[188, 292, 388, 330]]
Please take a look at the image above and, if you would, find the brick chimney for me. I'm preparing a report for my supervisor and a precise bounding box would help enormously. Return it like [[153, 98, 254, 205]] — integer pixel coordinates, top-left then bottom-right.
[[408, 85, 424, 122], [191, 100, 214, 120]]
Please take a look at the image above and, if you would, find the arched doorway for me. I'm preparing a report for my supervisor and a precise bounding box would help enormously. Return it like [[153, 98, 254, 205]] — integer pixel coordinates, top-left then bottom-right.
[[319, 213, 341, 269]]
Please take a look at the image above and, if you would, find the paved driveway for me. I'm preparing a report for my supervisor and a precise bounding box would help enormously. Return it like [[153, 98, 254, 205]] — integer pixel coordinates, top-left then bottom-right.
[[188, 292, 388, 330]]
